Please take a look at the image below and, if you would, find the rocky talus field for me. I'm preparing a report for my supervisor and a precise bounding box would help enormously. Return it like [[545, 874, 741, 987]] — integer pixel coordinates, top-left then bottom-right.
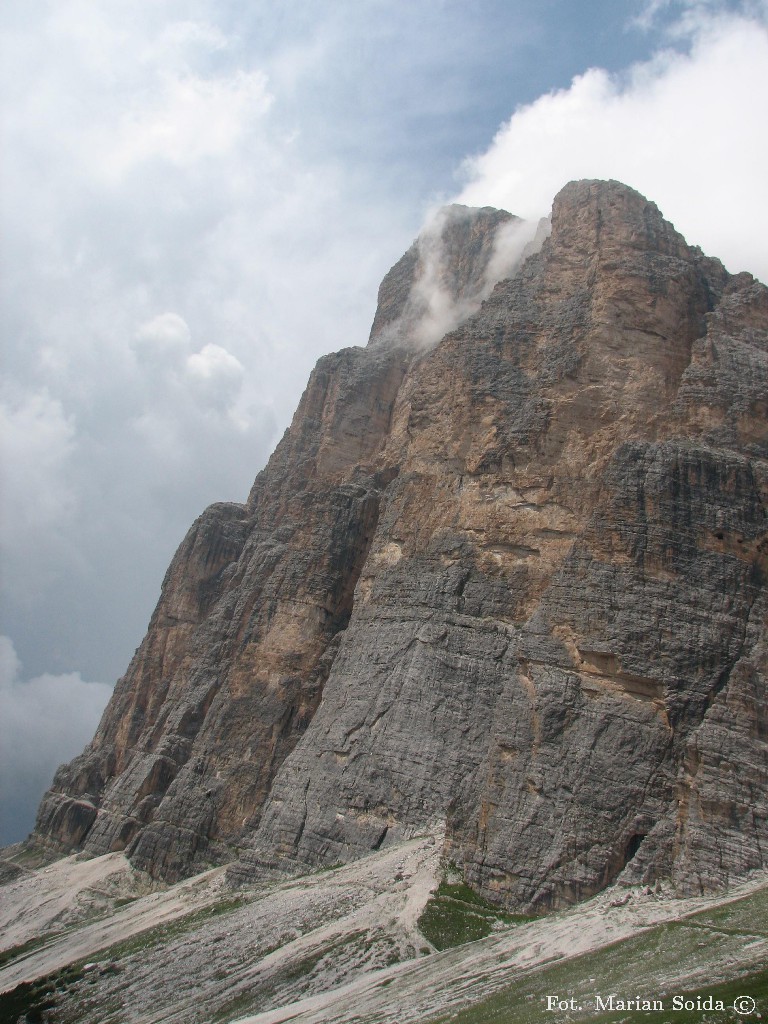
[[2, 178, 766, 1022]]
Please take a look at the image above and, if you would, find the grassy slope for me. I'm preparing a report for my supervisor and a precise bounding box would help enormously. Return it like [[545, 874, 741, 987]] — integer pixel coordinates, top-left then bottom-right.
[[417, 880, 534, 951], [432, 886, 768, 1024]]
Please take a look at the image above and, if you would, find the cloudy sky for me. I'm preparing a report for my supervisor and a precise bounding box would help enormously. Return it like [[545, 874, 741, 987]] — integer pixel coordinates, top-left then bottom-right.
[[1, 0, 766, 845]]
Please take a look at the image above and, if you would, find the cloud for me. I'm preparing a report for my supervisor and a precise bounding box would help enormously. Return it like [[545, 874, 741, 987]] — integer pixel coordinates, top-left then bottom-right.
[[134, 312, 193, 359], [455, 7, 768, 283], [482, 216, 552, 300], [0, 1, 411, 843], [185, 343, 245, 410], [0, 635, 112, 845], [104, 69, 273, 179], [383, 207, 545, 351], [133, 316, 244, 412], [0, 1, 422, 691], [0, 390, 77, 539]]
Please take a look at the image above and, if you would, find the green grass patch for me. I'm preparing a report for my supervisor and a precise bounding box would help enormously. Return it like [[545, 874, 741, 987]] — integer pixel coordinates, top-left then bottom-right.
[[589, 968, 768, 1024], [0, 934, 52, 971], [313, 861, 345, 874], [681, 885, 768, 936], [418, 879, 532, 951], [432, 953, 768, 1024], [284, 929, 369, 982], [0, 977, 58, 1024], [430, 884, 768, 1024], [0, 964, 84, 1024], [210, 987, 260, 1024], [92, 893, 253, 964], [418, 896, 496, 949]]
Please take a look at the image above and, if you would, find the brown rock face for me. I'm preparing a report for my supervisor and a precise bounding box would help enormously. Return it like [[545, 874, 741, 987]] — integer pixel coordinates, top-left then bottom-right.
[[33, 181, 768, 910]]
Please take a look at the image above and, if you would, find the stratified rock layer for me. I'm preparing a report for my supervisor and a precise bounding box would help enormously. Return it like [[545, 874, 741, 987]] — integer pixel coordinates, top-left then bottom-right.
[[33, 181, 768, 910]]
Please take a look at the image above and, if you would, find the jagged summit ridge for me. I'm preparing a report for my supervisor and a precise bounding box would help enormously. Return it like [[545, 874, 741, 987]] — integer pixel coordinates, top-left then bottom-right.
[[32, 180, 768, 912]]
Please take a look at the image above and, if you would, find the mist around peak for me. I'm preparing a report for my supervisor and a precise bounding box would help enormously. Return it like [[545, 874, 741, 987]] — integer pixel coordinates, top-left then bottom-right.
[[372, 205, 550, 352]]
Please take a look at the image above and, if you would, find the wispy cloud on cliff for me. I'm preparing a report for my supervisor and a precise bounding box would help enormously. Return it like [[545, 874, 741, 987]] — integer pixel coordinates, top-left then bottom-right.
[[456, 5, 768, 282], [382, 210, 544, 351]]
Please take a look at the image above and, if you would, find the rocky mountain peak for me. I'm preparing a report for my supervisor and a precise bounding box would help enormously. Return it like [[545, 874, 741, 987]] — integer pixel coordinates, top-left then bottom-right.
[[368, 202, 540, 349], [551, 178, 676, 246], [30, 180, 768, 913]]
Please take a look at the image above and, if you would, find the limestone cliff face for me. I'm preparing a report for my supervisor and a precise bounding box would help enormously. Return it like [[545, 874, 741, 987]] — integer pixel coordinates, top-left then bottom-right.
[[33, 181, 768, 910]]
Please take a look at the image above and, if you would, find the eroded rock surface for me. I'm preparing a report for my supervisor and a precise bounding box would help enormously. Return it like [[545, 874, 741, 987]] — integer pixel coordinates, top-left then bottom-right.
[[33, 180, 768, 910]]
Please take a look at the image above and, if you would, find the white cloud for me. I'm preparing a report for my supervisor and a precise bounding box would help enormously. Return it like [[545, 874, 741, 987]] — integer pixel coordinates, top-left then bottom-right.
[[134, 312, 193, 356], [186, 342, 243, 382], [0, 2, 417, 689], [185, 343, 244, 412], [105, 69, 273, 179], [456, 9, 768, 283], [384, 208, 543, 351], [0, 635, 112, 845]]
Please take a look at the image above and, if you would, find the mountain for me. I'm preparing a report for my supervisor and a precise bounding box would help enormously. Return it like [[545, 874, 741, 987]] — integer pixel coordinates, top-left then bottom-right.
[[30, 179, 768, 915]]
